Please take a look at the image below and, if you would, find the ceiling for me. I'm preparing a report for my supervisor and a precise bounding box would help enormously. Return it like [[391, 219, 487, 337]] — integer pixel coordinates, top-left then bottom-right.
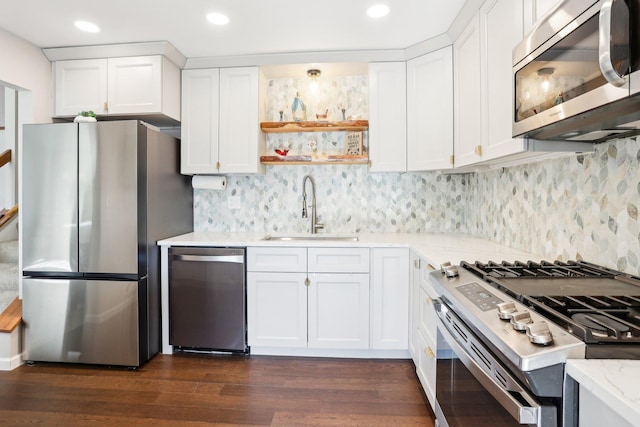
[[0, 1, 467, 59]]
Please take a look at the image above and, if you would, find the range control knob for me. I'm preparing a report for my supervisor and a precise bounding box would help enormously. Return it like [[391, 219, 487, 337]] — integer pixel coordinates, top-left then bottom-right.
[[526, 322, 554, 346], [497, 302, 517, 320], [510, 311, 533, 331], [441, 262, 459, 278]]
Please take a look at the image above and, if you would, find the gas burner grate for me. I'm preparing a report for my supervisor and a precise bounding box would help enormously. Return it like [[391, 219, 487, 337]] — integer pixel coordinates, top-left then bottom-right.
[[523, 294, 640, 343], [461, 260, 616, 280]]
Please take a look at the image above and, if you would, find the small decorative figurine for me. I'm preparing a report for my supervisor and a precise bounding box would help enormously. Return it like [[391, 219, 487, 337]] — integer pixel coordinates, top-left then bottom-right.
[[291, 92, 307, 121]]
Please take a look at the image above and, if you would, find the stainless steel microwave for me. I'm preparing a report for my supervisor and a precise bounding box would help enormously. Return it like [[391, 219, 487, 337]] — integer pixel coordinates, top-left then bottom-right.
[[513, 0, 640, 142]]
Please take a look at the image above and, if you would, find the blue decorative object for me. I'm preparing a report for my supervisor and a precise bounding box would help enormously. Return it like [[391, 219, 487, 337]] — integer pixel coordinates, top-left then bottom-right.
[[291, 92, 307, 121]]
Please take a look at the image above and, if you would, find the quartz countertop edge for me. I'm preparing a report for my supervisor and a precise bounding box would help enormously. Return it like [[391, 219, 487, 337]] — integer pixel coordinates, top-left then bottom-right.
[[157, 232, 540, 266], [565, 359, 640, 425]]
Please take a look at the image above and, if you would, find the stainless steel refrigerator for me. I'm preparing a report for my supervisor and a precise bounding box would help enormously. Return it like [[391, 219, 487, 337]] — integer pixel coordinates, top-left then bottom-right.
[[21, 120, 193, 367]]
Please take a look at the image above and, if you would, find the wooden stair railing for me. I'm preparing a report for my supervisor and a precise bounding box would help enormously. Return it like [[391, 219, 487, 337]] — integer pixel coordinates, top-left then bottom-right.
[[0, 149, 11, 169], [0, 298, 22, 333], [0, 204, 18, 229]]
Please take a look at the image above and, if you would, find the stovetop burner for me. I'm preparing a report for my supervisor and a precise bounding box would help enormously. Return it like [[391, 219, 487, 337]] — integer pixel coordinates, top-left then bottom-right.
[[461, 259, 640, 353]]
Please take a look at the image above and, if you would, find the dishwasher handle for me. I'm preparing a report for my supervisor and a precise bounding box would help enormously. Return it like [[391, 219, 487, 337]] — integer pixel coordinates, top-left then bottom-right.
[[171, 254, 244, 264]]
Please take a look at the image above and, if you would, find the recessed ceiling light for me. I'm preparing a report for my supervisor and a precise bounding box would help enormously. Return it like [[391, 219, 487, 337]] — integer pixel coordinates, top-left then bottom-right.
[[207, 12, 230, 26], [367, 4, 389, 19], [74, 20, 100, 33]]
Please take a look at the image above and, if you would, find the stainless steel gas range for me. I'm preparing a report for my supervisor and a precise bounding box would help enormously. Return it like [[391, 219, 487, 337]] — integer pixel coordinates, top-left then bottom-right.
[[429, 260, 640, 427]]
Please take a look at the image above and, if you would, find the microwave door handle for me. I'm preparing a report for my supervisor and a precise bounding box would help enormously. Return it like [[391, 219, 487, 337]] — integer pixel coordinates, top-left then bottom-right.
[[599, 0, 628, 87]]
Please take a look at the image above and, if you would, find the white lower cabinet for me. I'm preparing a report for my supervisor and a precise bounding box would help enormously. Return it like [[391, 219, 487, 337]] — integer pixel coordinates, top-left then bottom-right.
[[247, 272, 308, 347], [247, 247, 370, 351], [409, 253, 442, 411], [371, 248, 409, 349], [307, 273, 369, 349]]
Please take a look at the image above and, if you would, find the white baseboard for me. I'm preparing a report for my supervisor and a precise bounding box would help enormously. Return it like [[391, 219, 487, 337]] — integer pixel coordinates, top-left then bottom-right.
[[0, 324, 23, 371], [0, 353, 23, 371]]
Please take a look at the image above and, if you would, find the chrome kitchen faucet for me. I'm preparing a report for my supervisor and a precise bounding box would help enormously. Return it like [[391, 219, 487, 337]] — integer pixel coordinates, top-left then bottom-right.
[[302, 175, 324, 234]]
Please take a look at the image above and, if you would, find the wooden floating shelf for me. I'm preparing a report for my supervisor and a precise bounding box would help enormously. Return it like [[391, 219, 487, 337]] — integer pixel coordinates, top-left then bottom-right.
[[260, 155, 369, 165], [260, 120, 368, 133]]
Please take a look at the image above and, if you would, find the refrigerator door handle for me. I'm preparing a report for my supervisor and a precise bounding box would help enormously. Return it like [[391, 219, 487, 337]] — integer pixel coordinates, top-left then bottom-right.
[[171, 254, 245, 264]]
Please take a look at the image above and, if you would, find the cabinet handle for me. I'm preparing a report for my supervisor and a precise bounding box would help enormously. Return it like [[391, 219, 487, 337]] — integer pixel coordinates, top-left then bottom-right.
[[475, 145, 483, 156], [216, 161, 221, 170], [426, 297, 432, 305], [414, 259, 420, 269], [103, 101, 109, 113], [304, 278, 310, 287], [424, 346, 435, 359], [426, 264, 436, 271], [449, 155, 454, 165], [368, 160, 373, 168]]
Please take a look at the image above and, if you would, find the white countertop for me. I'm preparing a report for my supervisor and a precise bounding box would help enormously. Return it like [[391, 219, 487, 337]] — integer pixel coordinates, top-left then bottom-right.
[[158, 231, 541, 266], [566, 359, 640, 426]]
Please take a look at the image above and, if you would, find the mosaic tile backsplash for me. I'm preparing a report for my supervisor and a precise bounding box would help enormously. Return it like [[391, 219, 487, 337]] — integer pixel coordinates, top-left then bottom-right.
[[194, 75, 640, 275], [468, 137, 640, 275]]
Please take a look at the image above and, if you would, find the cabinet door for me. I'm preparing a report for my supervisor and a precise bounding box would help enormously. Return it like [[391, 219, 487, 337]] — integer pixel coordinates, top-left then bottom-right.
[[407, 47, 454, 171], [247, 272, 308, 347], [54, 59, 108, 116], [523, 0, 562, 34], [371, 248, 409, 350], [368, 62, 407, 172], [218, 67, 264, 174], [307, 273, 369, 349], [107, 56, 162, 115], [453, 12, 483, 168], [181, 69, 220, 174], [481, 0, 527, 161], [409, 253, 421, 364]]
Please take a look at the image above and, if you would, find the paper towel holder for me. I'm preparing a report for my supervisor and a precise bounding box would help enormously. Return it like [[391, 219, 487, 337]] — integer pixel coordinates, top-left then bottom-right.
[[191, 175, 227, 190]]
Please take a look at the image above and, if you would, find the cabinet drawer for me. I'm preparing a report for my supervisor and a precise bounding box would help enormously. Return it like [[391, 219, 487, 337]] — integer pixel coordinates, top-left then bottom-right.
[[416, 329, 437, 411], [247, 247, 307, 272], [308, 248, 370, 273], [420, 262, 440, 300]]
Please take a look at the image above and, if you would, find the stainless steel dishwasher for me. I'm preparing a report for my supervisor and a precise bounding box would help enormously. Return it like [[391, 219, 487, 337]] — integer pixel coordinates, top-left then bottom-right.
[[168, 247, 248, 353]]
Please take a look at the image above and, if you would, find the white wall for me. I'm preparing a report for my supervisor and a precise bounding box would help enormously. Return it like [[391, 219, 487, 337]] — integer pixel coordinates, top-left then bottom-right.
[[0, 28, 51, 123]]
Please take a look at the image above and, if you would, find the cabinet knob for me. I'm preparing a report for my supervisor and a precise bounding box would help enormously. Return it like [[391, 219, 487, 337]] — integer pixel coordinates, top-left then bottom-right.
[[426, 297, 432, 304], [424, 346, 435, 359], [475, 145, 483, 156], [304, 278, 310, 287]]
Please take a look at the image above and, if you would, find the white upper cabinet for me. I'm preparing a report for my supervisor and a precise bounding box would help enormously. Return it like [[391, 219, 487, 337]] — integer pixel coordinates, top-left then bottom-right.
[[480, 0, 526, 160], [407, 46, 454, 171], [54, 56, 180, 121], [181, 69, 220, 175], [523, 0, 562, 34], [54, 59, 108, 117], [368, 62, 407, 172], [181, 67, 266, 175], [453, 12, 482, 168]]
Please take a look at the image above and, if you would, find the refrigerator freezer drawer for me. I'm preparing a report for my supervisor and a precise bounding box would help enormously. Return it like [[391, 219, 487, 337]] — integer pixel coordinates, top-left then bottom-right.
[[23, 278, 140, 367]]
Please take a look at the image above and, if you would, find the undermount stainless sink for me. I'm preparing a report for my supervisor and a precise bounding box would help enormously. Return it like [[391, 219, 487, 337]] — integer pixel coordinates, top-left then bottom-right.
[[262, 234, 359, 242]]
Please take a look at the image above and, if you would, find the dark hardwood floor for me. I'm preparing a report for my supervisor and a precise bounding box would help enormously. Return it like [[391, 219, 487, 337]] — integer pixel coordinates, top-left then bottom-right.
[[0, 353, 435, 426]]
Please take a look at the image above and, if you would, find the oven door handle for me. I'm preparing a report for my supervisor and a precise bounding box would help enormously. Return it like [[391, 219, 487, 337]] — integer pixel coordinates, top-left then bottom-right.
[[434, 300, 546, 426]]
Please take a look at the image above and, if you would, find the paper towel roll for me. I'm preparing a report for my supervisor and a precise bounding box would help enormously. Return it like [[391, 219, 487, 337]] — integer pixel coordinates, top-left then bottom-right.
[[192, 175, 227, 190]]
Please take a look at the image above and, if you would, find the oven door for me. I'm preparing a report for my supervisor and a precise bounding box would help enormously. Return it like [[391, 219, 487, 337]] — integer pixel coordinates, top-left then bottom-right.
[[433, 299, 557, 427]]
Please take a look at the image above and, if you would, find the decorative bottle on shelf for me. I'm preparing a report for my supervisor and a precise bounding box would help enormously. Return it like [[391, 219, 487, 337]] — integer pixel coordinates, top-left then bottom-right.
[[291, 92, 307, 121]]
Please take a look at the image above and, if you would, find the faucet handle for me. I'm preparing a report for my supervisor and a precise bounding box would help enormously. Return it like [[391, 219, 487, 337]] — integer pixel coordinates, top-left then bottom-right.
[[314, 222, 325, 232]]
